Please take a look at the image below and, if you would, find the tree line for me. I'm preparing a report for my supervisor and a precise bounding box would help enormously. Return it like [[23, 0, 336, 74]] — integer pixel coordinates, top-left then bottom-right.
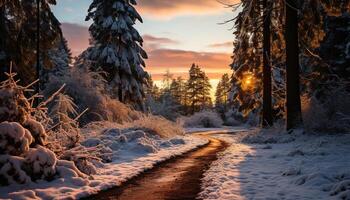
[[145, 63, 213, 119]]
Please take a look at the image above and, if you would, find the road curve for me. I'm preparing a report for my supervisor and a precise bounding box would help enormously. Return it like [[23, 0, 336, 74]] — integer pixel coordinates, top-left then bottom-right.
[[85, 135, 229, 200]]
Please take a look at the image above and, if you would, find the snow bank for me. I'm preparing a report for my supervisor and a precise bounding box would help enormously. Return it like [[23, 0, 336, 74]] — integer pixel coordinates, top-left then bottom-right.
[[199, 130, 350, 200]]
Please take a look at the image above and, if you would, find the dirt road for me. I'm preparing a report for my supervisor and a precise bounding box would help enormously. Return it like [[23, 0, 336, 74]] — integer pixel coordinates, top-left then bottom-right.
[[85, 135, 228, 200]]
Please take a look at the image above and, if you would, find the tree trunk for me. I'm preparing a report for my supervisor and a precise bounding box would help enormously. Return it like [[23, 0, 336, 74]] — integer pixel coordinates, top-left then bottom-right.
[[262, 0, 273, 127], [36, 0, 40, 92], [285, 0, 303, 130], [0, 5, 7, 81], [33, 0, 40, 107]]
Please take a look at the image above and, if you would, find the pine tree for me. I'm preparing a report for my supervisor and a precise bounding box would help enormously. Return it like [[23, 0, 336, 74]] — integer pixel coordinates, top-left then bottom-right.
[[186, 64, 212, 114], [15, 0, 62, 86], [229, 0, 263, 125], [162, 69, 173, 91], [170, 77, 186, 106], [85, 0, 148, 107], [46, 37, 72, 78], [215, 74, 231, 119], [0, 0, 23, 81], [285, 0, 303, 130]]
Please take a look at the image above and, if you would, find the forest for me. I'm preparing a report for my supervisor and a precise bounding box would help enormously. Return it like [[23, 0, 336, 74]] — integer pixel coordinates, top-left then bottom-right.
[[0, 0, 349, 200]]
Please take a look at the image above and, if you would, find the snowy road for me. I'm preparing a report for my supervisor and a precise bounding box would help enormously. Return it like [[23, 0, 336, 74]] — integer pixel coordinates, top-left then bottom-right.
[[84, 133, 230, 200]]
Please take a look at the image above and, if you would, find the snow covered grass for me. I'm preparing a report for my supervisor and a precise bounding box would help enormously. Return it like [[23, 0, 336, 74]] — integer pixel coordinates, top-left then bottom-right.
[[199, 130, 350, 200], [83, 114, 184, 139], [180, 110, 224, 128], [121, 115, 184, 138]]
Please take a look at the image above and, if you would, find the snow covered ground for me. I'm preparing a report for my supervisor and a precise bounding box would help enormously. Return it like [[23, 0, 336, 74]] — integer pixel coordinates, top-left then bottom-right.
[[199, 129, 350, 200], [0, 128, 208, 200]]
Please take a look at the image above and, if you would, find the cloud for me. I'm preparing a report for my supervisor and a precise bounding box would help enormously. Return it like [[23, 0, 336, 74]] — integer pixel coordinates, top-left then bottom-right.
[[208, 41, 233, 48], [146, 48, 232, 78], [60, 25, 232, 80], [142, 34, 180, 51], [137, 0, 240, 19], [61, 23, 90, 56]]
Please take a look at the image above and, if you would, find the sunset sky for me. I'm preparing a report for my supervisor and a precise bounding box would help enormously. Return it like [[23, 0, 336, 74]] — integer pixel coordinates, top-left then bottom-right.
[[52, 0, 239, 95]]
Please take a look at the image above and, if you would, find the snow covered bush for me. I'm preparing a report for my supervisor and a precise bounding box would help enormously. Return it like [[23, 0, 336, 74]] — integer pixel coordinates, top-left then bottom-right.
[[47, 93, 81, 149], [145, 93, 181, 121], [180, 111, 223, 128], [23, 146, 57, 181], [302, 88, 350, 133], [44, 66, 141, 125], [0, 70, 87, 185], [224, 109, 244, 126], [0, 122, 33, 156]]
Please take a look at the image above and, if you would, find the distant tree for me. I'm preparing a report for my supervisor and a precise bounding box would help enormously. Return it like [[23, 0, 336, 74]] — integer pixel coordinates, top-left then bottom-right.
[[46, 37, 72, 78], [170, 77, 187, 106], [144, 75, 160, 101], [162, 69, 173, 91], [187, 63, 212, 114], [85, 0, 148, 108], [215, 73, 230, 118], [285, 0, 303, 130]]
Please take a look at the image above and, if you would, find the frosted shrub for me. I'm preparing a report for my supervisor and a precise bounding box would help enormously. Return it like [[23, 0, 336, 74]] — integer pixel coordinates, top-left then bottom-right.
[[44, 67, 141, 125], [48, 94, 81, 148], [224, 110, 244, 126], [0, 69, 86, 185], [302, 88, 350, 133], [181, 111, 223, 128], [145, 95, 181, 121]]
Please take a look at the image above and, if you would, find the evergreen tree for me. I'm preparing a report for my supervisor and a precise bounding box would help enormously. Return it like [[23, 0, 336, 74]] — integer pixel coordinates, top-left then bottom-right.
[[215, 73, 231, 119], [170, 77, 187, 106], [186, 63, 212, 114], [18, 0, 62, 86], [229, 0, 263, 125], [46, 37, 72, 78], [162, 69, 173, 91], [85, 0, 148, 107], [144, 75, 160, 101], [0, 0, 23, 81]]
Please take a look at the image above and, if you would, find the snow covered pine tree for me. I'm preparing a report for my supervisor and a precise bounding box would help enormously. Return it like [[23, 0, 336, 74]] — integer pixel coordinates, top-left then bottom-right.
[[85, 0, 148, 109]]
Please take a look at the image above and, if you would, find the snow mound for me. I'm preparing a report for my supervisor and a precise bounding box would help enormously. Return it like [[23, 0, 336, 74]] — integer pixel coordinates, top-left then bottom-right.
[[0, 122, 33, 155], [24, 146, 57, 181], [0, 155, 31, 186]]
